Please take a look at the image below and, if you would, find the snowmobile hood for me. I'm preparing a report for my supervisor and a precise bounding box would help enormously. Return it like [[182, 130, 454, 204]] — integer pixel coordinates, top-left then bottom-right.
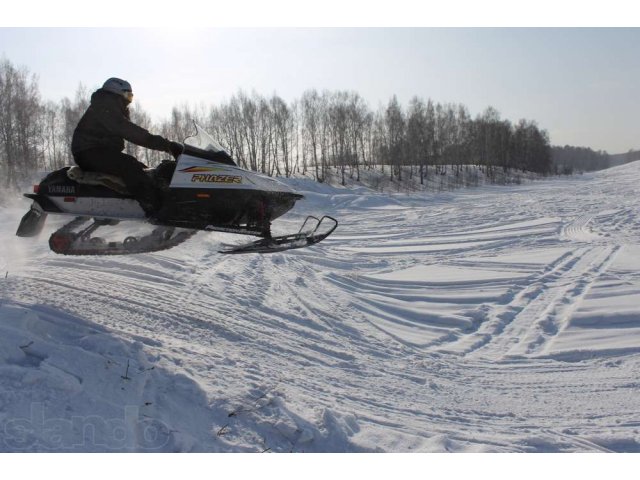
[[175, 122, 302, 196], [171, 153, 302, 196]]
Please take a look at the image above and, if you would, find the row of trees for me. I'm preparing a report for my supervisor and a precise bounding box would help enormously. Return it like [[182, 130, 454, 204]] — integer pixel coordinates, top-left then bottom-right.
[[551, 146, 611, 174], [2, 57, 561, 192], [159, 91, 554, 186]]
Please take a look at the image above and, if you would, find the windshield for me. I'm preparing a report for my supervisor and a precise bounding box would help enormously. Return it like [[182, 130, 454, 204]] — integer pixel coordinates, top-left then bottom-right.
[[184, 123, 228, 154], [182, 122, 236, 165]]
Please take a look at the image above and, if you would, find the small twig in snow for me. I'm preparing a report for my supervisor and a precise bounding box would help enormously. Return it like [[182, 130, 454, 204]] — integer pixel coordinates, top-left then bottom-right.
[[121, 360, 131, 380]]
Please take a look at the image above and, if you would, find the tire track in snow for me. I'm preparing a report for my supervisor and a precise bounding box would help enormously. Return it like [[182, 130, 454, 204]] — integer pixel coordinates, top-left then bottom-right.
[[435, 248, 589, 356], [521, 245, 622, 357], [5, 252, 250, 346], [457, 245, 620, 360]]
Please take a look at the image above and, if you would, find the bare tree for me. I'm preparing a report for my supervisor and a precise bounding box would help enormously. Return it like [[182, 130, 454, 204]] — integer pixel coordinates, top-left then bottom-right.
[[0, 59, 43, 189], [270, 94, 294, 177], [301, 89, 324, 181], [406, 96, 428, 184], [41, 101, 66, 170], [385, 95, 405, 181], [239, 90, 260, 171], [347, 92, 369, 182]]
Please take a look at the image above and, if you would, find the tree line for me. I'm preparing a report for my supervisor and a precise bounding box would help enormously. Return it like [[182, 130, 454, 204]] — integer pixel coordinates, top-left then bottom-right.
[[157, 91, 555, 185], [551, 145, 611, 174], [1, 57, 572, 192]]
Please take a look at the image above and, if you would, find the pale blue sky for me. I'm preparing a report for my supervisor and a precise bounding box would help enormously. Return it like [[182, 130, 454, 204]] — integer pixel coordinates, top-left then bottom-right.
[[1, 27, 638, 153]]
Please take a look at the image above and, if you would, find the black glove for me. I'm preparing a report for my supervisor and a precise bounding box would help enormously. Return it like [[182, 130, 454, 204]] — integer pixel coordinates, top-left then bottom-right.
[[168, 141, 184, 159]]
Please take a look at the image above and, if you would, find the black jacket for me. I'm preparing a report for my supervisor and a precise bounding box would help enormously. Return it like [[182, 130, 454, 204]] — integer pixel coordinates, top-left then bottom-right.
[[72, 89, 171, 155]]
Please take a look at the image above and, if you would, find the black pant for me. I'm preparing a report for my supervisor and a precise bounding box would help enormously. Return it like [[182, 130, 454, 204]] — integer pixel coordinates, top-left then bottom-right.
[[73, 148, 161, 214]]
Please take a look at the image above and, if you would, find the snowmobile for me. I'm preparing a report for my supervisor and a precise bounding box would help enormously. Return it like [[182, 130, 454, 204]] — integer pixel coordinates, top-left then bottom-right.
[[15, 123, 337, 255]]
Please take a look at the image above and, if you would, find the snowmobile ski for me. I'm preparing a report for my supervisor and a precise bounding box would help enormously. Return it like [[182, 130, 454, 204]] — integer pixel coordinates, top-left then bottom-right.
[[219, 216, 338, 254]]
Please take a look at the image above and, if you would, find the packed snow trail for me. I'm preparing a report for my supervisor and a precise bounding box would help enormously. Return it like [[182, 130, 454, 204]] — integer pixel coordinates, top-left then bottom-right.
[[1, 163, 640, 452]]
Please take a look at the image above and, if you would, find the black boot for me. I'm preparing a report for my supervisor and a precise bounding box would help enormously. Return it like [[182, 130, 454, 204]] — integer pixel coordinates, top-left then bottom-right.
[[136, 186, 163, 218]]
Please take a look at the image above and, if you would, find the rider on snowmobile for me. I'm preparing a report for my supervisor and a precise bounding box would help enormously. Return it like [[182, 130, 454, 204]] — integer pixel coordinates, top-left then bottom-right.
[[71, 77, 183, 216]]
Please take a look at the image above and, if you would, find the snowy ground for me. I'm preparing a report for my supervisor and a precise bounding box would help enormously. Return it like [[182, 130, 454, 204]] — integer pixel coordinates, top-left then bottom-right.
[[1, 162, 640, 453]]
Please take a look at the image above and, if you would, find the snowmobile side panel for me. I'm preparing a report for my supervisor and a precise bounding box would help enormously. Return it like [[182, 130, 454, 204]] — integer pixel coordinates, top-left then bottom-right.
[[153, 187, 301, 231], [170, 154, 301, 196], [47, 196, 146, 219]]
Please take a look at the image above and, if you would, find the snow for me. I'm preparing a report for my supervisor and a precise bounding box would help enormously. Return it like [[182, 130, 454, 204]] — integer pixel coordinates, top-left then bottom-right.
[[2, 162, 640, 456]]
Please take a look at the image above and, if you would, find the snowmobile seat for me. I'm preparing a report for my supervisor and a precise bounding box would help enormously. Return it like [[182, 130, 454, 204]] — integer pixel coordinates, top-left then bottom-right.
[[66, 166, 130, 195]]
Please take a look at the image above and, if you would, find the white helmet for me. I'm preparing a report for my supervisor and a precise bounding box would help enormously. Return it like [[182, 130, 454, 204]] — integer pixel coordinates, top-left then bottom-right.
[[102, 77, 133, 102]]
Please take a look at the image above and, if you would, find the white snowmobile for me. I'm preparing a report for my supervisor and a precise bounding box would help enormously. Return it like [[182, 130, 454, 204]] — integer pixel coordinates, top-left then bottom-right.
[[16, 123, 337, 255]]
